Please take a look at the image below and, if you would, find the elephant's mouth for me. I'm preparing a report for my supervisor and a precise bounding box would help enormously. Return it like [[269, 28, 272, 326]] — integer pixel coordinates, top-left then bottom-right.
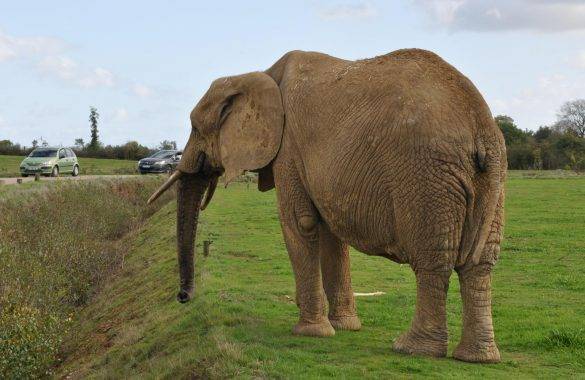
[[147, 152, 221, 302]]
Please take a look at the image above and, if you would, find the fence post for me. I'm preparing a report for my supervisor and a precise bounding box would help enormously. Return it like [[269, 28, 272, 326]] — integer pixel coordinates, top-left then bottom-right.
[[203, 240, 212, 257], [17, 178, 23, 184], [35, 173, 40, 181]]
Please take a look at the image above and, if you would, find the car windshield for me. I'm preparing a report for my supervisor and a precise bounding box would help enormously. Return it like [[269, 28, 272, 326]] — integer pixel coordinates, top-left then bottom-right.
[[150, 151, 175, 159], [29, 149, 58, 158]]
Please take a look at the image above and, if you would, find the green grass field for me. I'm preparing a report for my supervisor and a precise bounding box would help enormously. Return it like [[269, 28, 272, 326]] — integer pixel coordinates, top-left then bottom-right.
[[57, 174, 585, 378], [0, 155, 138, 177]]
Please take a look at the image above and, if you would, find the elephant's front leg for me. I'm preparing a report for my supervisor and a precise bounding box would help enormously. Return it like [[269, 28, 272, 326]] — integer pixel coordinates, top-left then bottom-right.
[[319, 225, 361, 331], [393, 270, 451, 357], [276, 174, 334, 337]]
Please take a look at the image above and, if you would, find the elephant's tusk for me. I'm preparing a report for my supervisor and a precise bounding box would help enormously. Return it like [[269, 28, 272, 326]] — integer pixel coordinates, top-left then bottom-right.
[[200, 175, 219, 211], [147, 170, 183, 204]]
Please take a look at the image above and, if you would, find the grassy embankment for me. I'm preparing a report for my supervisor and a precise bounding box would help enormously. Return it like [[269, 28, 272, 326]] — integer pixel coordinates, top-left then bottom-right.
[[0, 177, 173, 378], [56, 172, 585, 378], [0, 155, 138, 177]]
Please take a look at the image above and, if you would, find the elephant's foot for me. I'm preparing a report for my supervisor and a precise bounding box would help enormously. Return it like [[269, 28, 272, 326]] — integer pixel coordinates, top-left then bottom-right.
[[329, 315, 361, 331], [292, 319, 335, 337], [453, 340, 500, 363], [392, 329, 447, 358]]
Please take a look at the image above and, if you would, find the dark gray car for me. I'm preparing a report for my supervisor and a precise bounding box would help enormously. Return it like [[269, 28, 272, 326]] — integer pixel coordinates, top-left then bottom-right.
[[138, 150, 182, 174]]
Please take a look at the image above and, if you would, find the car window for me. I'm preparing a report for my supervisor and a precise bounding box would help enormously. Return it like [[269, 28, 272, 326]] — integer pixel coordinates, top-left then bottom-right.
[[59, 149, 66, 159], [150, 151, 169, 158], [150, 150, 179, 159], [29, 148, 58, 157], [67, 148, 75, 157]]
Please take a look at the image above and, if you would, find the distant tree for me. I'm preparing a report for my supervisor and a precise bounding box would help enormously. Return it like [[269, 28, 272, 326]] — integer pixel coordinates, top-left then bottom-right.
[[121, 141, 152, 160], [88, 107, 101, 150], [534, 126, 553, 142], [494, 115, 531, 145], [74, 138, 85, 150], [158, 140, 177, 150], [557, 99, 585, 137], [0, 140, 21, 155]]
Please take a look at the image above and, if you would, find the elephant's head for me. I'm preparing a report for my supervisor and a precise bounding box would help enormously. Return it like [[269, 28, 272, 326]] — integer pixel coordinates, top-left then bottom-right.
[[147, 72, 284, 303]]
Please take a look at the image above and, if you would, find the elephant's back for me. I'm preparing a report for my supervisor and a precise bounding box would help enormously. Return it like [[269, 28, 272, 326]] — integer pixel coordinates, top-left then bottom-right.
[[282, 49, 495, 147]]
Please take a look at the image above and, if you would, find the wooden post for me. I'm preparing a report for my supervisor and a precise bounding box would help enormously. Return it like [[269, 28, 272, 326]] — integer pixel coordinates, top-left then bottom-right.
[[17, 178, 23, 184], [203, 240, 212, 257], [35, 173, 41, 181]]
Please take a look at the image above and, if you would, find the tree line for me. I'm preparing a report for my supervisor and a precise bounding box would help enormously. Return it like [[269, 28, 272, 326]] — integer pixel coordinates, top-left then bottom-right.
[[0, 107, 178, 161], [496, 99, 585, 171], [1, 101, 585, 170]]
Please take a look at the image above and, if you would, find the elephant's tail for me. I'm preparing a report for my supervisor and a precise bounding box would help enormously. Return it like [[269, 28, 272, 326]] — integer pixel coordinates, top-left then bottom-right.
[[458, 133, 505, 267]]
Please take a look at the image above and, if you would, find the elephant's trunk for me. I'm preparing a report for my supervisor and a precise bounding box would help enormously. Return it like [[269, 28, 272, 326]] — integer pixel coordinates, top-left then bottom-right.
[[176, 173, 209, 303]]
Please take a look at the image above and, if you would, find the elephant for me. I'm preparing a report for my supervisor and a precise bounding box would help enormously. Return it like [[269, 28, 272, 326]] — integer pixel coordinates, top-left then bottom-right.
[[148, 49, 507, 363]]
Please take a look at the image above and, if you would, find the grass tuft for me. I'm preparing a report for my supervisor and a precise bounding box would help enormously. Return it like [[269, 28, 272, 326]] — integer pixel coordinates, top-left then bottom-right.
[[544, 329, 585, 349]]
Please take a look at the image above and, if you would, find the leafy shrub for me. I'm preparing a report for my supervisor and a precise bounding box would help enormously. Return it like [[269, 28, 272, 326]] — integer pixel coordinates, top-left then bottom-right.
[[0, 177, 174, 377]]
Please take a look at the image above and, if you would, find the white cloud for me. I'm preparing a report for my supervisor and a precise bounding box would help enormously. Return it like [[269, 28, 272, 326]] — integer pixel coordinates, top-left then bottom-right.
[[490, 72, 585, 129], [37, 56, 78, 80], [570, 51, 585, 69], [38, 56, 115, 88], [113, 107, 129, 122], [78, 67, 115, 88], [419, 0, 465, 25], [413, 0, 585, 32], [319, 2, 378, 21], [0, 30, 65, 62], [132, 83, 154, 98], [1, 30, 156, 94]]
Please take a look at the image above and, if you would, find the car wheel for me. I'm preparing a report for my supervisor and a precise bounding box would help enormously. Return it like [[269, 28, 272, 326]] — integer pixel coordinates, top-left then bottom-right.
[[165, 165, 173, 173], [72, 165, 79, 177], [140, 171, 147, 175], [51, 166, 59, 177]]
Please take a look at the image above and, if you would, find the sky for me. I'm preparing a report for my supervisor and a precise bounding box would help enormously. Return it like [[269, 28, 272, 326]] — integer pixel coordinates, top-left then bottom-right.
[[1, 0, 585, 148]]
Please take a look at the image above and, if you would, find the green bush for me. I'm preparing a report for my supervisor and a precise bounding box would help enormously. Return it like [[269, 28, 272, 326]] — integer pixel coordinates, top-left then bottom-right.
[[0, 177, 174, 377]]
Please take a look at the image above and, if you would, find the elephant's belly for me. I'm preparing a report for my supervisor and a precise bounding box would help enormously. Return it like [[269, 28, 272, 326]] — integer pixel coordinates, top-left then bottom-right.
[[313, 189, 406, 262]]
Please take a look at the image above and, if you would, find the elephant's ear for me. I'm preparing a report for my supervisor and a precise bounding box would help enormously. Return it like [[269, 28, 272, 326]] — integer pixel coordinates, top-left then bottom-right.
[[219, 72, 284, 185]]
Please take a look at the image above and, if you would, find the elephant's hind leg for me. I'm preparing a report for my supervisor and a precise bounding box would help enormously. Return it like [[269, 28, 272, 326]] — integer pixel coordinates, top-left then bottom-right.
[[453, 265, 500, 363], [392, 166, 465, 358], [320, 226, 361, 331], [393, 269, 451, 357], [453, 190, 504, 363]]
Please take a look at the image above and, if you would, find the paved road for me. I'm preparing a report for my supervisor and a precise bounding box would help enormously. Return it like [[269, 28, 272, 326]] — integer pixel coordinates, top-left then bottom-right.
[[0, 174, 138, 186]]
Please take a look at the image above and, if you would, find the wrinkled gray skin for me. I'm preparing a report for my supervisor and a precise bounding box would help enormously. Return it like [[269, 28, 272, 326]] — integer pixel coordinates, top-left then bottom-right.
[[149, 49, 507, 363]]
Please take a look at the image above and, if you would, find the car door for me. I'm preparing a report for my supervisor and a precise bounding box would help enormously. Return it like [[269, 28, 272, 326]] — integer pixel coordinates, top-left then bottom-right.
[[68, 149, 78, 170], [58, 149, 70, 173], [68, 149, 77, 171]]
